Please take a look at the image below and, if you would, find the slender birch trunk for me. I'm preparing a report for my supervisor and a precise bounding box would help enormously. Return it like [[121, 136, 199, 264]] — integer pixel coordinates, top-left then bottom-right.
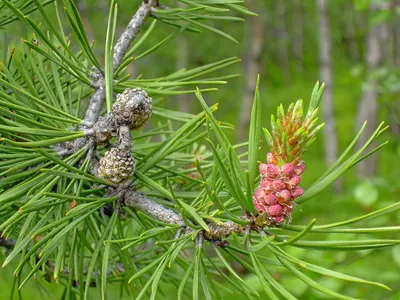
[[293, 0, 304, 74], [356, 4, 384, 177], [276, 0, 291, 83], [237, 0, 263, 141], [344, 2, 360, 62], [316, 0, 340, 190], [391, 0, 400, 136]]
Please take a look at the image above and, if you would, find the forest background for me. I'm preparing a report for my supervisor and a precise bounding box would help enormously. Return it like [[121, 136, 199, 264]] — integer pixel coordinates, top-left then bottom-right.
[[1, 0, 400, 299]]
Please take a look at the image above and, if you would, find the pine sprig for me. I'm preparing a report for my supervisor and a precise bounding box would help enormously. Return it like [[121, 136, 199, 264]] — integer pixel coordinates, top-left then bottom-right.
[[0, 0, 397, 299], [264, 84, 325, 166]]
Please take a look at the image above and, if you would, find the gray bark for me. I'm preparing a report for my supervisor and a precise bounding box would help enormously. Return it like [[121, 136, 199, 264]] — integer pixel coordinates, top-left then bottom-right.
[[317, 0, 340, 190], [293, 0, 304, 74], [83, 0, 157, 128], [395, 0, 400, 67], [391, 0, 400, 136], [276, 0, 291, 83], [356, 4, 385, 177], [237, 0, 263, 142], [344, 2, 360, 61], [112, 0, 157, 70], [389, 102, 400, 136], [378, 3, 393, 65]]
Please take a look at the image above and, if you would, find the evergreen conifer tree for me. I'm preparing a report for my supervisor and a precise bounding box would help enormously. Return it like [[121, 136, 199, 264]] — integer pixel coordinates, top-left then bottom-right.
[[0, 1, 396, 299]]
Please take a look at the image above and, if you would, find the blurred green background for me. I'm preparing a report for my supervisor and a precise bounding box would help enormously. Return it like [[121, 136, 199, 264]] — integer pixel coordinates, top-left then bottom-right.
[[1, 0, 400, 299]]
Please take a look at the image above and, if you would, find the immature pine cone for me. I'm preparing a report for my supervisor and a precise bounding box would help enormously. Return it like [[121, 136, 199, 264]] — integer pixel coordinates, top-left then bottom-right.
[[112, 88, 152, 130], [253, 98, 324, 226], [98, 148, 135, 184]]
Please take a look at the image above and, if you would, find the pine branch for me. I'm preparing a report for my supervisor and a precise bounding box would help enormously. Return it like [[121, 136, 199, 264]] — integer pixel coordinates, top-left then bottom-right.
[[123, 190, 249, 242], [113, 0, 158, 69], [0, 192, 248, 248], [82, 73, 106, 129], [82, 0, 158, 128], [124, 190, 185, 226]]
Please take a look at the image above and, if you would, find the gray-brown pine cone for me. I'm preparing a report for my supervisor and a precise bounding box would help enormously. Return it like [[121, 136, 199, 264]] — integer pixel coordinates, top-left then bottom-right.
[[98, 148, 135, 183], [112, 88, 152, 130]]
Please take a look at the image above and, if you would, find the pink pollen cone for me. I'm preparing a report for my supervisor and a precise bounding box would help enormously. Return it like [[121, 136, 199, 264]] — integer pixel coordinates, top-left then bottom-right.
[[273, 216, 284, 223], [266, 164, 280, 179], [263, 193, 277, 205], [268, 204, 283, 217], [281, 163, 295, 177], [294, 161, 305, 175], [282, 204, 293, 215], [291, 186, 304, 198], [255, 188, 265, 199], [289, 175, 301, 187], [259, 163, 268, 175], [254, 201, 266, 212], [272, 179, 286, 191], [278, 189, 291, 201], [260, 178, 273, 189]]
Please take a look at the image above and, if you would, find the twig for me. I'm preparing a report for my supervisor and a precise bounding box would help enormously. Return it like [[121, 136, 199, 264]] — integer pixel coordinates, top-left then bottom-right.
[[124, 190, 185, 226], [123, 190, 252, 242], [82, 0, 158, 129], [82, 74, 106, 129], [113, 0, 158, 69]]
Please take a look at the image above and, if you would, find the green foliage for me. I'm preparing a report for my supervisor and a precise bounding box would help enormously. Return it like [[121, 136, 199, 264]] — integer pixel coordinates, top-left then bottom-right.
[[0, 0, 398, 299]]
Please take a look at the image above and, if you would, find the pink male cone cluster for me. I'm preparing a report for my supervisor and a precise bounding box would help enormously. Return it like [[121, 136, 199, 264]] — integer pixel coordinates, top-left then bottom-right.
[[250, 95, 324, 225], [253, 154, 305, 225]]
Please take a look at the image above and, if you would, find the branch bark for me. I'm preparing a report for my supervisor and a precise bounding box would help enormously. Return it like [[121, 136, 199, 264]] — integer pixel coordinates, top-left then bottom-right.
[[124, 190, 185, 226], [113, 0, 157, 70], [0, 191, 250, 251], [123, 190, 250, 242], [82, 0, 157, 129]]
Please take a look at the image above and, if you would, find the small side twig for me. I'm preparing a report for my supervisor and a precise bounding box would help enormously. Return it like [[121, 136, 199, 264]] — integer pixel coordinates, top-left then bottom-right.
[[123, 190, 255, 244], [82, 0, 157, 129], [113, 0, 158, 70], [124, 190, 185, 226], [82, 74, 106, 129]]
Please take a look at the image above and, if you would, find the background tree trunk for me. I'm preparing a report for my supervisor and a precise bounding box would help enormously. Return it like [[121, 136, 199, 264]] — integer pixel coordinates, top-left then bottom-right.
[[237, 0, 263, 142], [390, 0, 400, 136], [293, 0, 304, 74], [356, 4, 385, 177], [343, 2, 360, 62], [316, 0, 341, 190], [395, 0, 400, 66], [276, 0, 291, 83]]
